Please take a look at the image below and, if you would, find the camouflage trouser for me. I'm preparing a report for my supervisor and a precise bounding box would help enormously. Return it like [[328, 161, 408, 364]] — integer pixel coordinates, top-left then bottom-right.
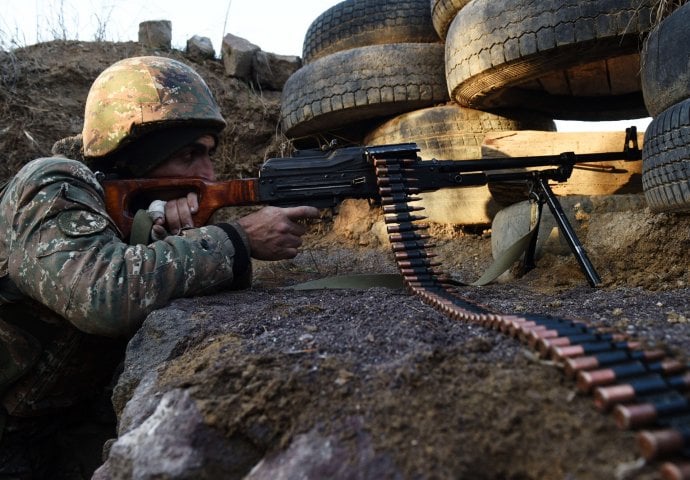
[[0, 398, 116, 480], [0, 315, 41, 399], [0, 412, 49, 479]]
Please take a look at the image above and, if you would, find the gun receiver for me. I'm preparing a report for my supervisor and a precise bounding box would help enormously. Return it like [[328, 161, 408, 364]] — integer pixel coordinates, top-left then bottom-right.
[[101, 127, 641, 287], [256, 143, 383, 207]]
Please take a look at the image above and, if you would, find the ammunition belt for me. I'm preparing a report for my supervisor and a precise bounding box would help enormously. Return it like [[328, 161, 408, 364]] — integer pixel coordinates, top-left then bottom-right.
[[372, 154, 690, 479]]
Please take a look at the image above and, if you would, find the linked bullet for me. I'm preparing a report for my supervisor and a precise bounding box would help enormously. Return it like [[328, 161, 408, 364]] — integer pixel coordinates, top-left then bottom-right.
[[379, 185, 421, 195], [509, 317, 579, 338], [390, 240, 435, 252], [388, 233, 431, 243], [372, 158, 415, 167], [614, 392, 690, 429], [383, 203, 424, 214], [394, 251, 437, 261], [637, 426, 690, 460], [403, 273, 436, 283], [527, 324, 589, 340], [552, 341, 641, 361], [563, 349, 667, 377], [594, 372, 690, 411], [660, 461, 690, 480], [538, 333, 626, 356], [524, 324, 590, 344], [578, 359, 685, 393], [405, 282, 439, 290], [377, 174, 419, 186], [384, 213, 427, 223], [397, 259, 442, 269], [387, 222, 429, 234], [380, 194, 422, 205]]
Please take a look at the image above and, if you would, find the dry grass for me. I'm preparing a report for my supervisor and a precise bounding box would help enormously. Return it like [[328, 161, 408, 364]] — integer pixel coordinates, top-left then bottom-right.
[[651, 0, 688, 25]]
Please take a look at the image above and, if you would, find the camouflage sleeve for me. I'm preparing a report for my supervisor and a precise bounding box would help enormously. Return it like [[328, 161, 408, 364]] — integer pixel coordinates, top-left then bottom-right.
[[1, 157, 250, 338]]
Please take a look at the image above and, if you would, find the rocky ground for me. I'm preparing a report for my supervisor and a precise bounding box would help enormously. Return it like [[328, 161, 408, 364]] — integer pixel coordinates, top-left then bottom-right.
[[96, 201, 690, 480], [2, 39, 690, 479]]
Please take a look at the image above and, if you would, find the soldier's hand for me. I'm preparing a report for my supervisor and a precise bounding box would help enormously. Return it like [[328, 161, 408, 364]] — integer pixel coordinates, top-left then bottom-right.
[[156, 192, 199, 235], [236, 206, 320, 260]]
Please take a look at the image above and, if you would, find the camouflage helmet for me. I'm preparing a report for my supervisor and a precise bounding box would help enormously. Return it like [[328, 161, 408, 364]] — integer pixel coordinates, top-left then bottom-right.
[[82, 56, 226, 172]]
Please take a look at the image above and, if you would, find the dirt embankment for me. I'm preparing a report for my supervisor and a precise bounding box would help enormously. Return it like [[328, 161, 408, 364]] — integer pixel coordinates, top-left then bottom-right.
[[0, 40, 285, 182]]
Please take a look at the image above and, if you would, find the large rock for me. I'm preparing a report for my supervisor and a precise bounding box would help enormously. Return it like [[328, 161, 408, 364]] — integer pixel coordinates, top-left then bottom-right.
[[221, 33, 260, 81], [186, 35, 215, 60], [245, 424, 397, 479], [95, 388, 261, 480], [110, 305, 208, 416], [138, 20, 172, 51], [252, 51, 301, 91]]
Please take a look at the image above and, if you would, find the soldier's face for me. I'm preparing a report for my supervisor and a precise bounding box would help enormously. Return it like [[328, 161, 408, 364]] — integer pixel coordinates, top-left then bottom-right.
[[147, 135, 217, 180]]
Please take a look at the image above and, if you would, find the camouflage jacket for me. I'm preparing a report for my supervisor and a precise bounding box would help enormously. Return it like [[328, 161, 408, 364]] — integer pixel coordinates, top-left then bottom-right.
[[0, 156, 251, 417]]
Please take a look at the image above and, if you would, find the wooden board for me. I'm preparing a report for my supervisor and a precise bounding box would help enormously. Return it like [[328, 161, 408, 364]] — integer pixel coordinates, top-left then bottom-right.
[[481, 130, 644, 158], [480, 130, 644, 196]]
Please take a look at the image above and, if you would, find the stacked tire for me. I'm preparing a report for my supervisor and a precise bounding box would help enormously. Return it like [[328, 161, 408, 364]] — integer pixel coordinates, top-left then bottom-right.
[[280, 0, 653, 226], [444, 0, 652, 120], [281, 0, 446, 144], [640, 2, 690, 213]]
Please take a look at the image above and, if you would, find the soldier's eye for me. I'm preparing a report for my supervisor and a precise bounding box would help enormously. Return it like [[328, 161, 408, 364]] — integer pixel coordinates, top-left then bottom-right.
[[177, 149, 194, 164]]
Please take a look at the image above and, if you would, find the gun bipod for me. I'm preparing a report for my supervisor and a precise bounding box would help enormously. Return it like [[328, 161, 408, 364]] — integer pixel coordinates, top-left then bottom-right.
[[521, 172, 602, 288]]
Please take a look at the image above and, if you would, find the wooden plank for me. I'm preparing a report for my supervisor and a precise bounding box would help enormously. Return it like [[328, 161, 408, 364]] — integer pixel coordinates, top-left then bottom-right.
[[480, 130, 645, 196], [481, 130, 644, 158]]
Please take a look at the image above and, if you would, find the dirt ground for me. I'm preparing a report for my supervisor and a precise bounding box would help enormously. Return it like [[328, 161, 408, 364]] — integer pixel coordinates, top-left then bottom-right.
[[3, 40, 690, 479], [121, 199, 689, 479], [138, 218, 690, 479]]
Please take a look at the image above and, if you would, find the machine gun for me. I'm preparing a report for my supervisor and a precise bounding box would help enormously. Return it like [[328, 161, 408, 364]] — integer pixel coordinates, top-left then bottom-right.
[[102, 127, 641, 287]]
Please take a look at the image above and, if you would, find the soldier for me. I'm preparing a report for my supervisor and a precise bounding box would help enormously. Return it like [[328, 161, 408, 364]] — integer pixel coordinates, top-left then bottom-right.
[[0, 56, 318, 478]]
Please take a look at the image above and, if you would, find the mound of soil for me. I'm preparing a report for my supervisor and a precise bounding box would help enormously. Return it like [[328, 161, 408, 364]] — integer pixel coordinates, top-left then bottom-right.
[[0, 40, 285, 182]]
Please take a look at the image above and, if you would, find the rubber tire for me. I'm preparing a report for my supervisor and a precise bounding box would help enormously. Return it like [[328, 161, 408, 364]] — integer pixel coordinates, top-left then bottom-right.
[[363, 103, 555, 224], [302, 0, 440, 65], [642, 98, 690, 213], [445, 0, 653, 120], [641, 2, 690, 118], [430, 0, 471, 40], [280, 43, 449, 139], [364, 103, 555, 159]]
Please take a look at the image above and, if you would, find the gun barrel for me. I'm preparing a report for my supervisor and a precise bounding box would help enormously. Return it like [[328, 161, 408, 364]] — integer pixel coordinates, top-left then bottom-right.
[[416, 148, 640, 175]]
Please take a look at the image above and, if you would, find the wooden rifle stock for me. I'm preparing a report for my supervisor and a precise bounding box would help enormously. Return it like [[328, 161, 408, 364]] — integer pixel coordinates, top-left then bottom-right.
[[102, 177, 261, 239]]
